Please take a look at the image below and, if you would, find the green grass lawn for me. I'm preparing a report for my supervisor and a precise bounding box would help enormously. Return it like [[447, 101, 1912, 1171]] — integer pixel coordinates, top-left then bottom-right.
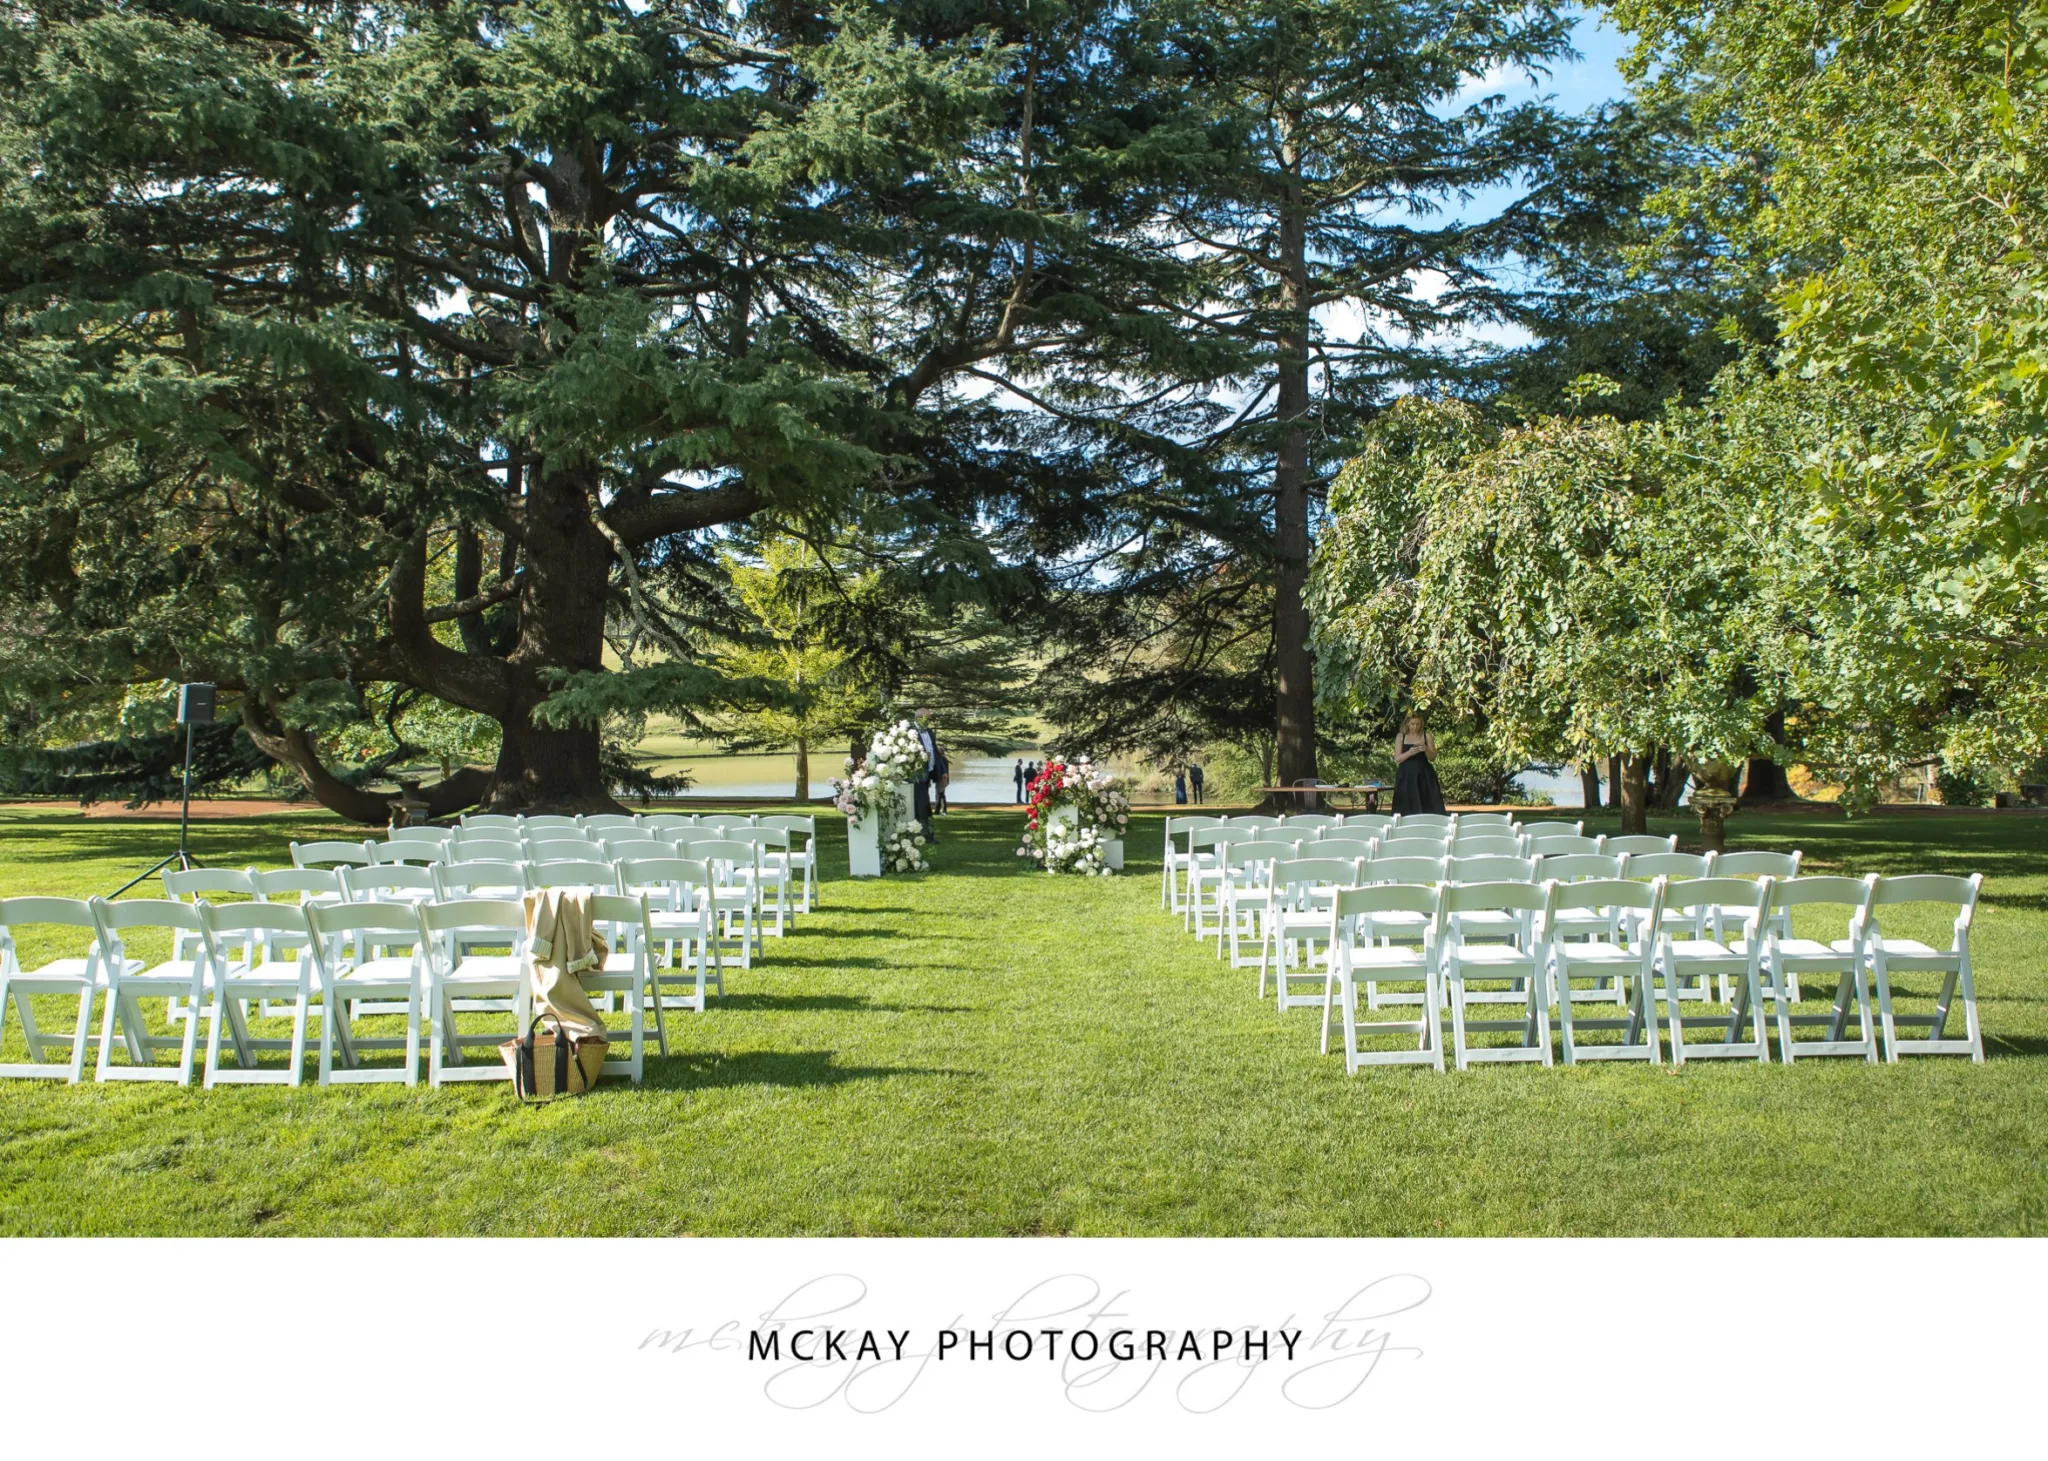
[[0, 803, 2042, 1236]]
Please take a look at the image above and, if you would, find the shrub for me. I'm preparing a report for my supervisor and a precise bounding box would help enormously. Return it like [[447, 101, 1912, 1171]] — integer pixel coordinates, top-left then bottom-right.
[[1935, 764, 1991, 808]]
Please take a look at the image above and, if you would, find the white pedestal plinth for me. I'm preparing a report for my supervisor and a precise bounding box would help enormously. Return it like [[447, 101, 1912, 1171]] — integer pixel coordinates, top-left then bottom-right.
[[847, 812, 881, 877], [1103, 838, 1124, 872]]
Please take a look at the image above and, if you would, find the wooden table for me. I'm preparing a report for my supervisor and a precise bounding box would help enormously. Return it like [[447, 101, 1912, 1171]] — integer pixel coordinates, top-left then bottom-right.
[[1256, 784, 1389, 813]]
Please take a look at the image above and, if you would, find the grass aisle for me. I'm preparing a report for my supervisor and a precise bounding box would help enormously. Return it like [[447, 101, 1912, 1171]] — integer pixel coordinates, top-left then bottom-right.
[[0, 805, 2043, 1235]]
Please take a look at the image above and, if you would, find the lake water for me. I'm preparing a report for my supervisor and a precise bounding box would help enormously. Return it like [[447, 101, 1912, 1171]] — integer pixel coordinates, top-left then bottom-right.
[[654, 752, 1620, 808]]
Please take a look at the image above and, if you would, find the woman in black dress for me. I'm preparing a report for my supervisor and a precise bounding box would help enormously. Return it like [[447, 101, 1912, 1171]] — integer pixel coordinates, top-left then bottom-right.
[[1392, 712, 1448, 815]]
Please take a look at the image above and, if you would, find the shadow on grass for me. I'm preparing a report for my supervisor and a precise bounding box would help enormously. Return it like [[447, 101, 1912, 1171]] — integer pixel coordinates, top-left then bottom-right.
[[644, 1049, 968, 1091], [717, 993, 972, 1014]]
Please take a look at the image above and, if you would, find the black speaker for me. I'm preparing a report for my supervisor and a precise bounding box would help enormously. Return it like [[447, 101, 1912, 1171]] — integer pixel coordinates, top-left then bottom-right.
[[176, 682, 216, 725]]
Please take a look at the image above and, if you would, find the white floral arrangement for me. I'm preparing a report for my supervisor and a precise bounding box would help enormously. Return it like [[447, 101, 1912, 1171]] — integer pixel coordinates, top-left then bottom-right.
[[867, 719, 930, 783], [830, 755, 889, 820], [1017, 754, 1132, 875], [832, 720, 933, 874], [882, 824, 928, 873]]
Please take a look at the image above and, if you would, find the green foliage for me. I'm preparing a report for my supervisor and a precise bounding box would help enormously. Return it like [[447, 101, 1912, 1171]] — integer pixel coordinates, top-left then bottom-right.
[[1937, 765, 1994, 809], [0, 723, 270, 806]]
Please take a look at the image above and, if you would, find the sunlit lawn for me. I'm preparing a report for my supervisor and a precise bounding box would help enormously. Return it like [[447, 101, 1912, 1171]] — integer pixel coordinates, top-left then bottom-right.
[[0, 802, 2042, 1235]]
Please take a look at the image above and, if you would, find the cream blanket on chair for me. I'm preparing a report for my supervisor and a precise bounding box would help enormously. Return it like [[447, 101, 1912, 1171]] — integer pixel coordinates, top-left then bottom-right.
[[522, 889, 608, 1040]]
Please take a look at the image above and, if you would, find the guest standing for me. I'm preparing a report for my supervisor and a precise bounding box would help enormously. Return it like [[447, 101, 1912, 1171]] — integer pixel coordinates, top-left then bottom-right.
[[1188, 762, 1205, 805], [932, 735, 951, 814], [1013, 759, 1027, 802], [912, 708, 938, 839], [1174, 769, 1188, 805], [1392, 711, 1448, 816]]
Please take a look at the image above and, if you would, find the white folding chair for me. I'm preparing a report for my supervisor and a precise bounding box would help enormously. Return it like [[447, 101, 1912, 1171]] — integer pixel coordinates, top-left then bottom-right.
[[388, 826, 454, 846], [1449, 835, 1523, 857], [1314, 836, 1376, 863], [1162, 816, 1222, 915], [1280, 813, 1342, 834], [1262, 856, 1363, 1009], [433, 859, 529, 901], [417, 899, 530, 1085], [601, 837, 671, 863], [307, 902, 424, 1085], [1709, 849, 1803, 952], [1654, 878, 1771, 1065], [617, 857, 723, 1019], [291, 839, 374, 869], [583, 893, 656, 1082], [692, 838, 764, 968], [1757, 874, 1880, 1063], [1606, 834, 1678, 857], [1343, 814, 1395, 838], [1186, 826, 1257, 937], [1537, 852, 1629, 936], [1444, 857, 1538, 979], [253, 867, 343, 909], [1394, 813, 1455, 834], [1441, 882, 1554, 1069], [581, 815, 643, 835], [520, 815, 582, 835], [525, 838, 605, 864], [525, 860, 621, 897], [370, 841, 447, 865], [698, 814, 756, 832], [643, 815, 700, 833], [88, 899, 209, 1085], [760, 815, 820, 914], [449, 836, 526, 863], [1856, 873, 1985, 1063], [1354, 854, 1446, 1009], [1375, 836, 1450, 863], [1220, 839, 1302, 965], [1459, 813, 1517, 832], [1325, 883, 1444, 1072], [1525, 832, 1603, 857], [197, 902, 318, 1087], [338, 864, 437, 905], [1547, 879, 1660, 1064], [0, 897, 112, 1083], [726, 827, 793, 937], [1519, 819, 1584, 839], [460, 813, 522, 833], [162, 866, 259, 1021]]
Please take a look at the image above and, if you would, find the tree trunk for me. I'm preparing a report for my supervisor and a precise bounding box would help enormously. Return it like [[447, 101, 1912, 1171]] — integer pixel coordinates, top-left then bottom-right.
[[794, 734, 810, 801], [1741, 708, 1796, 804], [1579, 763, 1602, 810], [487, 461, 622, 812], [1270, 115, 1317, 800], [1617, 753, 1651, 836]]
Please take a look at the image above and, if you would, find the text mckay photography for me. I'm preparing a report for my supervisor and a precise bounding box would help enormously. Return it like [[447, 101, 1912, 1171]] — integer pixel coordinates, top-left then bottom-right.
[[633, 1272, 1430, 1414]]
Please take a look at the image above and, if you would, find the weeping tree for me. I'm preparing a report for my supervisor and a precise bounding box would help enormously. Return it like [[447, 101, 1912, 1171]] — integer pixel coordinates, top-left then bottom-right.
[[1311, 394, 1787, 833]]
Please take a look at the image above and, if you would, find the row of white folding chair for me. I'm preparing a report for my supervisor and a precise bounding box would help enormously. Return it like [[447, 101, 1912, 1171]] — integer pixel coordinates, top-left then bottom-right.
[[299, 817, 820, 913], [1314, 872, 1982, 1073], [305, 837, 791, 948], [1216, 843, 1795, 954], [1258, 850, 1804, 1014], [167, 856, 737, 1021], [343, 851, 771, 969], [0, 893, 660, 1088], [1163, 815, 1544, 913], [1170, 821, 1648, 925]]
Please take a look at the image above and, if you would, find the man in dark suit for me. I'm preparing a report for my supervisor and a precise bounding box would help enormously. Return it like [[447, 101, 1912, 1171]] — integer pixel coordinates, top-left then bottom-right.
[[1189, 762, 1205, 805], [913, 709, 937, 839], [1014, 759, 1027, 802]]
